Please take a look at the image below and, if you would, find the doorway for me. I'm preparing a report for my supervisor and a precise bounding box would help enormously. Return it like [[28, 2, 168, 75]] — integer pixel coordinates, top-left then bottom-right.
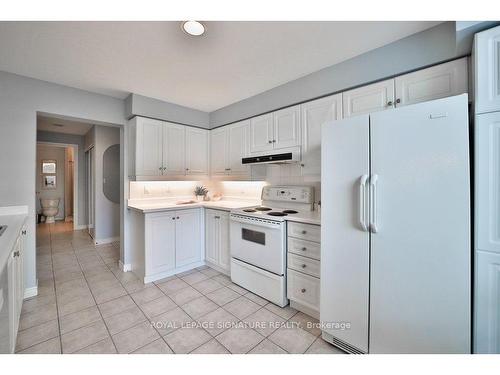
[[86, 146, 95, 239]]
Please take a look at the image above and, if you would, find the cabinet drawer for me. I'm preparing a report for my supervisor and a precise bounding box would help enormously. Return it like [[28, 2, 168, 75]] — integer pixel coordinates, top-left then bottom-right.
[[288, 253, 320, 278], [287, 269, 320, 312], [288, 222, 320, 242], [287, 237, 321, 260]]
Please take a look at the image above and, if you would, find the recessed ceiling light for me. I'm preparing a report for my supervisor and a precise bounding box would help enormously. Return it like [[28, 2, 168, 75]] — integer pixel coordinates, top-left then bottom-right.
[[181, 21, 205, 36]]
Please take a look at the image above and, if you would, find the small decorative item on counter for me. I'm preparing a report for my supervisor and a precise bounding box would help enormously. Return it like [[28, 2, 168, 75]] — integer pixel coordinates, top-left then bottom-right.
[[194, 186, 209, 202], [211, 192, 223, 202]]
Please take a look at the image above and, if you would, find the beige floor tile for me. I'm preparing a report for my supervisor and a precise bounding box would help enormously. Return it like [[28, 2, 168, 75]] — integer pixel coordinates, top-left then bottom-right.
[[15, 319, 59, 352], [164, 326, 212, 353], [17, 337, 61, 354], [190, 278, 224, 294], [268, 326, 317, 354], [152, 275, 177, 284], [198, 268, 221, 278], [181, 271, 210, 285], [226, 283, 248, 295], [249, 339, 287, 354], [57, 293, 96, 317], [265, 303, 297, 320], [112, 321, 160, 353], [103, 305, 147, 335], [123, 279, 155, 294], [170, 286, 202, 306], [151, 307, 193, 336], [289, 311, 322, 337], [61, 320, 109, 353], [197, 308, 239, 336], [98, 295, 136, 318], [216, 327, 264, 354], [19, 302, 57, 331], [212, 274, 232, 286], [182, 296, 219, 319], [92, 284, 128, 304], [130, 285, 164, 305], [244, 291, 269, 306], [243, 308, 286, 337], [132, 338, 173, 354], [191, 339, 230, 354], [223, 296, 261, 320], [139, 295, 177, 319], [205, 287, 240, 306], [21, 294, 56, 314], [75, 337, 117, 354], [305, 337, 345, 354], [59, 305, 102, 335], [176, 269, 197, 277]]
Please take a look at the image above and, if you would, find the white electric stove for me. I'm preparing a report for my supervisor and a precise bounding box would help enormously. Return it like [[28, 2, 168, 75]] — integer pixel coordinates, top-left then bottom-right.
[[229, 186, 314, 307]]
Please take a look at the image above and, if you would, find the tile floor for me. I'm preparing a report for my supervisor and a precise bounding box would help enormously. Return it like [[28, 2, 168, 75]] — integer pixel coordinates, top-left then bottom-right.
[[16, 222, 344, 354]]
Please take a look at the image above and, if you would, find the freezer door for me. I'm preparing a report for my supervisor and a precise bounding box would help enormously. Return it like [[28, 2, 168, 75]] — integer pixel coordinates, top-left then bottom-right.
[[369, 94, 471, 353], [320, 114, 370, 353]]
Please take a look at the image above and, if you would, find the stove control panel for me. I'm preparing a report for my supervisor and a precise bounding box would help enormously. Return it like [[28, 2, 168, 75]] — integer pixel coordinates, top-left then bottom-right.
[[261, 186, 314, 203]]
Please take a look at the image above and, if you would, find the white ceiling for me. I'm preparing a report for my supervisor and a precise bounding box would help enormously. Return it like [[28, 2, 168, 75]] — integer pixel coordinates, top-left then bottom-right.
[[37, 115, 94, 135], [0, 21, 442, 112]]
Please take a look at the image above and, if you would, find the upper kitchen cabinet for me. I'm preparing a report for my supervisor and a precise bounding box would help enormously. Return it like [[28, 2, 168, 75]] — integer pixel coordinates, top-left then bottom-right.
[[185, 127, 209, 175], [162, 122, 186, 176], [395, 58, 468, 107], [343, 79, 395, 118], [250, 113, 274, 153], [273, 105, 301, 149], [131, 117, 164, 176], [300, 94, 342, 176], [210, 127, 228, 176], [474, 26, 500, 114]]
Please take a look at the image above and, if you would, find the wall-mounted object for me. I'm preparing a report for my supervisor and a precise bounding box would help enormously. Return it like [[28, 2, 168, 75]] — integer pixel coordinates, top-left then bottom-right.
[[42, 175, 56, 189], [41, 160, 56, 174]]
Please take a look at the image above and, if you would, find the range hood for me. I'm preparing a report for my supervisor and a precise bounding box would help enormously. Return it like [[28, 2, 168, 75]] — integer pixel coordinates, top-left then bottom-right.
[[242, 148, 300, 165]]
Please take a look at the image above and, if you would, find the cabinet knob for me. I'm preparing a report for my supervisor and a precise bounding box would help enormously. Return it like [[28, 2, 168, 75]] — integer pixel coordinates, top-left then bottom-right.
[[268, 140, 273, 144], [301, 264, 307, 268], [272, 140, 276, 143], [387, 101, 393, 106], [395, 98, 401, 104], [13, 251, 20, 258], [301, 230, 307, 234], [22, 230, 26, 235], [301, 288, 306, 293], [172, 217, 175, 220], [301, 247, 307, 251], [176, 216, 180, 219]]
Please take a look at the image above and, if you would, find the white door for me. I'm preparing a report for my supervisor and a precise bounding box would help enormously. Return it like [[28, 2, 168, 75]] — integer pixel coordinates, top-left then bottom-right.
[[210, 127, 228, 176], [136, 117, 163, 176], [227, 120, 250, 176], [301, 94, 342, 176], [175, 209, 202, 267], [342, 79, 395, 118], [218, 211, 231, 272], [369, 95, 470, 353], [86, 147, 95, 239], [146, 213, 176, 277], [205, 209, 218, 265], [395, 58, 468, 107], [273, 105, 301, 149], [474, 250, 500, 353], [476, 111, 500, 253], [250, 113, 274, 153], [320, 114, 370, 353], [163, 122, 186, 176], [474, 25, 500, 114], [185, 128, 208, 175]]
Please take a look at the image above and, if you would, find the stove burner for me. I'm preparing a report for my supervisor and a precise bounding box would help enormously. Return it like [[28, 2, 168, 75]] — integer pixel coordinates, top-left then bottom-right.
[[243, 209, 257, 212], [254, 207, 272, 211], [267, 212, 288, 217], [282, 210, 298, 214]]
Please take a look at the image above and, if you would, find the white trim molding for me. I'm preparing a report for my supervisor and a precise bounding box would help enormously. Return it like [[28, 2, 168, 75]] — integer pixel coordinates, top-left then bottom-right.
[[119, 260, 132, 272], [24, 285, 38, 299], [94, 236, 119, 246]]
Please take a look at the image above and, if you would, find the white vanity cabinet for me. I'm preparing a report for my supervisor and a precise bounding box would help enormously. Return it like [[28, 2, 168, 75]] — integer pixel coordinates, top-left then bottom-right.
[[205, 209, 230, 274]]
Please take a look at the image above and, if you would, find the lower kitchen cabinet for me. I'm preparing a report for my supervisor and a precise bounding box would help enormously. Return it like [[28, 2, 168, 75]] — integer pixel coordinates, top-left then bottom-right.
[[130, 208, 203, 283], [205, 209, 230, 274]]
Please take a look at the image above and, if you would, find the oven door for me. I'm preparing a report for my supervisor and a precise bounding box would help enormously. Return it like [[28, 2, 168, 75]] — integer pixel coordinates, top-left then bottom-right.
[[230, 214, 285, 275]]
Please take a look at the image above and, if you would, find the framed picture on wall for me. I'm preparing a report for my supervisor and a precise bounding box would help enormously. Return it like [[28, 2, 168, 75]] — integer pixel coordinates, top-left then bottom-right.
[[41, 160, 57, 174], [43, 175, 56, 189]]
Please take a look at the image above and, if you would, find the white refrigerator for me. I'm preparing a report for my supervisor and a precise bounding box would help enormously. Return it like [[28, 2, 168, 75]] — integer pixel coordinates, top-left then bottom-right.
[[320, 94, 471, 354]]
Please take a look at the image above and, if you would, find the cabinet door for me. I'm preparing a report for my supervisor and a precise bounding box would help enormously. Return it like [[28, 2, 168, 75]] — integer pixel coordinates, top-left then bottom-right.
[[273, 105, 301, 149], [476, 112, 500, 253], [474, 26, 500, 114], [210, 127, 228, 176], [250, 113, 274, 153], [218, 211, 231, 272], [135, 117, 163, 176], [301, 94, 342, 176], [175, 209, 202, 267], [474, 250, 500, 353], [16, 237, 24, 311], [7, 250, 18, 353], [163, 122, 186, 176], [145, 213, 176, 277], [395, 58, 468, 107], [186, 128, 209, 175], [205, 209, 218, 265], [342, 79, 395, 118], [227, 120, 250, 176]]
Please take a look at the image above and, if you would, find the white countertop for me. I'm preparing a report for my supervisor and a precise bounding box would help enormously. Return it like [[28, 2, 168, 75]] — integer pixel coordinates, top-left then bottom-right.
[[127, 198, 260, 213], [285, 210, 321, 225], [0, 206, 28, 271]]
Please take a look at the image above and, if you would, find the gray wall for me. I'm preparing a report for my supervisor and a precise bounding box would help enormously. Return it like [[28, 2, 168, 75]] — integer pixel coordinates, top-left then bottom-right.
[[126, 93, 210, 128], [36, 144, 66, 220], [0, 70, 125, 292], [37, 131, 87, 227]]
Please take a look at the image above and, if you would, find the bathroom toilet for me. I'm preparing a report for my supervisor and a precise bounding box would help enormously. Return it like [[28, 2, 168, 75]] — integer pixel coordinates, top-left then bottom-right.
[[41, 199, 60, 224]]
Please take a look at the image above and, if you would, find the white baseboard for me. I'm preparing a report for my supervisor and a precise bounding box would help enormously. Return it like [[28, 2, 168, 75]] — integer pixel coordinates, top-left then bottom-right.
[[73, 224, 87, 230], [94, 236, 119, 246], [119, 260, 132, 272], [24, 285, 38, 299]]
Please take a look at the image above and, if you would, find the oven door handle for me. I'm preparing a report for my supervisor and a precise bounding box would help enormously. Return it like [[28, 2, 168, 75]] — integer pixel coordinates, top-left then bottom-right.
[[230, 215, 282, 229]]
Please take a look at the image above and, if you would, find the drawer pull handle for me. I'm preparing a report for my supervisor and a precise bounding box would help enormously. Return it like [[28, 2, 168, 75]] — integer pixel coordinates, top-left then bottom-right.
[[301, 247, 307, 251], [301, 288, 306, 293], [301, 264, 306, 268], [301, 230, 307, 234]]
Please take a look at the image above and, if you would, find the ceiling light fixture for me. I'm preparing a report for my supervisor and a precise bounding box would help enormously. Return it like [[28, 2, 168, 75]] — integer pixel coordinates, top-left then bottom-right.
[[181, 21, 206, 36]]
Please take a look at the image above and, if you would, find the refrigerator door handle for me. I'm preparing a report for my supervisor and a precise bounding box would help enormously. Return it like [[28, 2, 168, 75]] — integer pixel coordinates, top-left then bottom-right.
[[359, 175, 369, 231], [369, 174, 379, 233]]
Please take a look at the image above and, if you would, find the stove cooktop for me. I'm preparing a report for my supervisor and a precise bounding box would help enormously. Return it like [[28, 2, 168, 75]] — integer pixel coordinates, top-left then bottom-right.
[[233, 206, 303, 221]]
